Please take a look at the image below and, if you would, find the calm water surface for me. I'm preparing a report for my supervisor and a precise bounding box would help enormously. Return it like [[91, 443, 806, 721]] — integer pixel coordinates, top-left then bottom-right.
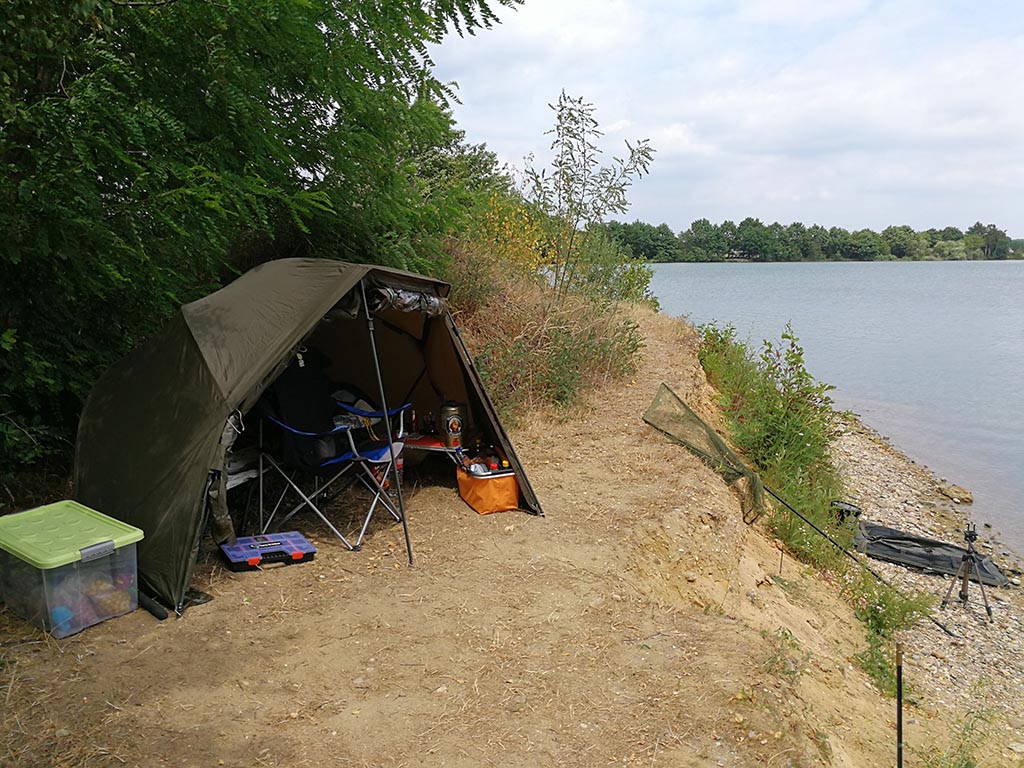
[[650, 261, 1024, 553]]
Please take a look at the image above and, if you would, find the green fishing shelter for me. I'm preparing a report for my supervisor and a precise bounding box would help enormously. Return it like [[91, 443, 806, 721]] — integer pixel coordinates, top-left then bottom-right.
[[74, 259, 540, 613]]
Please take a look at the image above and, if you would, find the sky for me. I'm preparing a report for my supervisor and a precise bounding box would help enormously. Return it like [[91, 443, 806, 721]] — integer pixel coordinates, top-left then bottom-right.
[[429, 0, 1024, 236]]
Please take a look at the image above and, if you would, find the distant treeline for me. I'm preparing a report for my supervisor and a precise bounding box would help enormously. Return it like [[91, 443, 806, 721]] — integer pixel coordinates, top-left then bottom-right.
[[603, 218, 1022, 262]]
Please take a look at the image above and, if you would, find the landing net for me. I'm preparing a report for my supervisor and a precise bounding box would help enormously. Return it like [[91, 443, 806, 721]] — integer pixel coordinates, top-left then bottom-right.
[[643, 383, 765, 524]]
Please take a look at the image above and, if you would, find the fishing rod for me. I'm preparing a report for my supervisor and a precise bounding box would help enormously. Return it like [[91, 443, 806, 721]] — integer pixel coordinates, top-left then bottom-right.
[[763, 485, 957, 638], [641, 384, 958, 637]]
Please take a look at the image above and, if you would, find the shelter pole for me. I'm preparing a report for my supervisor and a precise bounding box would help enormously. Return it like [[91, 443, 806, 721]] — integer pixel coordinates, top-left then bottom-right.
[[258, 420, 264, 532], [361, 282, 414, 565], [896, 641, 904, 768]]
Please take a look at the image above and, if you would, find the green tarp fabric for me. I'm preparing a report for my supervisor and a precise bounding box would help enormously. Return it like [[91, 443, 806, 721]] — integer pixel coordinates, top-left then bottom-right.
[[74, 259, 540, 612], [75, 312, 226, 609], [181, 261, 365, 405], [854, 521, 1009, 587]]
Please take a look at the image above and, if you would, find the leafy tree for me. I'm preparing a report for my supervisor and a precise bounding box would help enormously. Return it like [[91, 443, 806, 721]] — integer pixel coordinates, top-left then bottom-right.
[[966, 222, 1010, 259], [962, 233, 986, 259], [934, 240, 967, 260], [881, 225, 917, 259], [651, 223, 682, 262], [0, 0, 521, 468], [604, 220, 683, 262], [825, 227, 852, 259], [525, 92, 653, 298], [604, 215, 1012, 264], [677, 218, 730, 261], [911, 233, 933, 260], [735, 217, 770, 259], [848, 229, 889, 260], [689, 218, 719, 254], [785, 222, 809, 260], [767, 221, 793, 261], [719, 220, 738, 255], [804, 224, 829, 261]]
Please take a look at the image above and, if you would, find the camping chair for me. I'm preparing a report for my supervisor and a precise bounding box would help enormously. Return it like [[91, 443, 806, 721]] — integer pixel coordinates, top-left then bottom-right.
[[257, 352, 409, 551]]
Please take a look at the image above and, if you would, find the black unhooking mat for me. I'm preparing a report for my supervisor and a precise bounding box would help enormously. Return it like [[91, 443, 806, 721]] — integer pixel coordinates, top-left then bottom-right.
[[854, 521, 1009, 587]]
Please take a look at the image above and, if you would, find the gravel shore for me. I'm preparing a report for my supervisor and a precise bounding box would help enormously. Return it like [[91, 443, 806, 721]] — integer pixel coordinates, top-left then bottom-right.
[[832, 416, 1024, 744]]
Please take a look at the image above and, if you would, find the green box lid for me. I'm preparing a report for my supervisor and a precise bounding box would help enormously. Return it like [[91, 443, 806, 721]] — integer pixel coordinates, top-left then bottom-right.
[[0, 500, 144, 569]]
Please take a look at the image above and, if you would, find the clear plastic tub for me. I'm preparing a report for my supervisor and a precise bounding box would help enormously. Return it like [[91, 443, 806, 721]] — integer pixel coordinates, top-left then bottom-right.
[[0, 501, 144, 638]]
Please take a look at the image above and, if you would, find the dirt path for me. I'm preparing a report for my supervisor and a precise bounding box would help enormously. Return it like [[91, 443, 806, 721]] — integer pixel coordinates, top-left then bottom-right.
[[1, 309, 1016, 766]]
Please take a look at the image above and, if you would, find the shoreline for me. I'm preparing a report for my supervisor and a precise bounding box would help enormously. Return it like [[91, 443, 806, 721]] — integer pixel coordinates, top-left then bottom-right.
[[831, 412, 1024, 737], [651, 259, 1024, 563], [836, 413, 1024, 574]]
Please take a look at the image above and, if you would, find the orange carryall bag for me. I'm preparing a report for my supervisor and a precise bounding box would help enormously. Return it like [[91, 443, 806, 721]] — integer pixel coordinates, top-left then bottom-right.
[[456, 467, 519, 515]]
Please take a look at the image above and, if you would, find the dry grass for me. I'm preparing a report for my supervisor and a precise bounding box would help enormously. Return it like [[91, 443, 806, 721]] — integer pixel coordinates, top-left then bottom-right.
[[452, 256, 643, 422]]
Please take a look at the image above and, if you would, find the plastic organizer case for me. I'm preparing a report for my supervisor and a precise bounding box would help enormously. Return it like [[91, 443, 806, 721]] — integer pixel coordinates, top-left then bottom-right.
[[219, 531, 316, 571]]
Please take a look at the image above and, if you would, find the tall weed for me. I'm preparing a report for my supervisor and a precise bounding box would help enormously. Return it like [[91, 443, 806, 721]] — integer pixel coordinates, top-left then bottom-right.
[[698, 322, 936, 693], [917, 699, 993, 768], [698, 323, 845, 566], [845, 570, 935, 695], [447, 243, 644, 422]]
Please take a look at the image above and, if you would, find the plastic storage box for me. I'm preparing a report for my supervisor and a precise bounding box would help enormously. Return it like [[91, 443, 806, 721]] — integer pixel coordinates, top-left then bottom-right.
[[0, 501, 144, 638]]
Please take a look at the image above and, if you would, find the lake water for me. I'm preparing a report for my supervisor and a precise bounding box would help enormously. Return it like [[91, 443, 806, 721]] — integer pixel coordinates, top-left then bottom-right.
[[650, 261, 1024, 553]]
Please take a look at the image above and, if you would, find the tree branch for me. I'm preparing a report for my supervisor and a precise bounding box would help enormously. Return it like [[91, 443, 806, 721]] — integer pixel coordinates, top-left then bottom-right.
[[110, 0, 179, 7]]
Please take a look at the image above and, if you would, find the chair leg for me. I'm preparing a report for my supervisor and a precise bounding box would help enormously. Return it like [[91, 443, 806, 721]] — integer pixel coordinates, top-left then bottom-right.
[[258, 451, 407, 553], [352, 461, 405, 549], [361, 464, 403, 521], [260, 453, 359, 550]]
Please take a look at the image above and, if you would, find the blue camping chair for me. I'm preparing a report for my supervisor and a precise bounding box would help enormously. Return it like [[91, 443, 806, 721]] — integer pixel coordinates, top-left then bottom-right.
[[258, 352, 409, 551]]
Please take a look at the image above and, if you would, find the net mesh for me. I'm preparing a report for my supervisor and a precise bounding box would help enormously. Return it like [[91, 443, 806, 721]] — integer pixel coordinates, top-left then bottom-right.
[[643, 383, 766, 524]]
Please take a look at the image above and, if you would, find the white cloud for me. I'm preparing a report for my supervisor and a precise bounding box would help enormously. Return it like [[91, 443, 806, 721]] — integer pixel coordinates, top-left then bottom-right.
[[650, 122, 718, 158], [732, 0, 872, 26], [431, 0, 1024, 234]]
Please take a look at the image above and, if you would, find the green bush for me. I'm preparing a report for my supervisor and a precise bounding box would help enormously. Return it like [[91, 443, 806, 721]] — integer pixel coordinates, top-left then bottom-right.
[[698, 323, 845, 566], [844, 570, 935, 638], [698, 322, 938, 694], [572, 227, 660, 308]]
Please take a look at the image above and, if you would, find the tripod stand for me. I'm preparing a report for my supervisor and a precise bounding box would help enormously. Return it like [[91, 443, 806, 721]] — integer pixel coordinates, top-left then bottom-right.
[[940, 524, 993, 622]]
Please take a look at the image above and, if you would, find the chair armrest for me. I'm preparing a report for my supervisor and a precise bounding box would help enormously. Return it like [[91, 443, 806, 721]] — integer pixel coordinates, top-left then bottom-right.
[[265, 414, 350, 438], [336, 401, 411, 438], [335, 402, 411, 419]]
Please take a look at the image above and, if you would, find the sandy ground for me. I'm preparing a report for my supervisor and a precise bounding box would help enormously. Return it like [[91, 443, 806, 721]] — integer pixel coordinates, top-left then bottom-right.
[[2, 308, 1021, 767]]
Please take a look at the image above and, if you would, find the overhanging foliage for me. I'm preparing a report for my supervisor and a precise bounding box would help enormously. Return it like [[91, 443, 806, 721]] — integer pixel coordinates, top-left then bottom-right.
[[0, 0, 519, 469]]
